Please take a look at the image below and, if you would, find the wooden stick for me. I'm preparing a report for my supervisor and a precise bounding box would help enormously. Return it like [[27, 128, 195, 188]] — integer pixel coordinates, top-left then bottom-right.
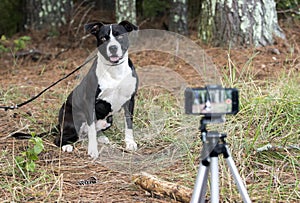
[[133, 172, 192, 203]]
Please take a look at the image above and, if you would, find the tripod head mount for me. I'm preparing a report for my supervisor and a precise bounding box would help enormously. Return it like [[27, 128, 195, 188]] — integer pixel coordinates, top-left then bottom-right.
[[199, 115, 227, 142], [199, 114, 225, 132]]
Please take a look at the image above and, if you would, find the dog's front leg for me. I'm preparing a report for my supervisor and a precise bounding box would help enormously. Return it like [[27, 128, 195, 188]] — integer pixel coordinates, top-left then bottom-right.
[[87, 122, 99, 159], [124, 98, 137, 151]]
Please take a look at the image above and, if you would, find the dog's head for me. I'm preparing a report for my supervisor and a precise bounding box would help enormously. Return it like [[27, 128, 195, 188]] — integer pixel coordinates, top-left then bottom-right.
[[85, 21, 138, 64]]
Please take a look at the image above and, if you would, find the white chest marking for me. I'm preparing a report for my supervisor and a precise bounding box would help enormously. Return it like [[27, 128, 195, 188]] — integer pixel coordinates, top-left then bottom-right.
[[96, 53, 136, 113]]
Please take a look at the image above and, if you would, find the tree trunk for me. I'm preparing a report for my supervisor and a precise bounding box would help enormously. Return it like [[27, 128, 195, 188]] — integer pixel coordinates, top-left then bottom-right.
[[24, 0, 73, 30], [198, 0, 285, 46], [115, 0, 137, 24], [169, 0, 188, 35], [95, 0, 114, 12]]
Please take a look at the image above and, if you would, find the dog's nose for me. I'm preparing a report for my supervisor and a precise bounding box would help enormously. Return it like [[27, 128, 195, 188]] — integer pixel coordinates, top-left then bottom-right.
[[109, 45, 118, 54]]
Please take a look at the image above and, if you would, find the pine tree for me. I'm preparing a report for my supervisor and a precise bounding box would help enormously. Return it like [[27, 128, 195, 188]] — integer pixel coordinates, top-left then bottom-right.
[[198, 0, 285, 46], [115, 0, 136, 24], [169, 0, 188, 35], [24, 0, 73, 30]]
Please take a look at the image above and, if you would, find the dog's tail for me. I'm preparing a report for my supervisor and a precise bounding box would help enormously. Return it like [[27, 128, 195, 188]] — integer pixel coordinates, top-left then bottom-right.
[[11, 126, 59, 139]]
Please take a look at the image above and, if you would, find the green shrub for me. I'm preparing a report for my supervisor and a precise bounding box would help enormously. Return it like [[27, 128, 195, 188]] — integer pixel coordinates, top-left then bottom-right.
[[0, 35, 31, 54], [14, 36, 31, 51]]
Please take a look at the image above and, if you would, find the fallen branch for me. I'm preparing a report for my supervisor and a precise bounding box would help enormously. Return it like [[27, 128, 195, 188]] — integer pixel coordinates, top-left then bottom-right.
[[15, 49, 52, 61], [133, 172, 192, 203]]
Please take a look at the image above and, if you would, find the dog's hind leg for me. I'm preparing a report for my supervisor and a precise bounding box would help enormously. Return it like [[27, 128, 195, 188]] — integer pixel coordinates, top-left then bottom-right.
[[123, 98, 137, 151]]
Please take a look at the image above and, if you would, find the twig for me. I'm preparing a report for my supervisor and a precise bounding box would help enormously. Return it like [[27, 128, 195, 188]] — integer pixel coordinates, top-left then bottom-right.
[[277, 8, 300, 15], [1, 125, 30, 140], [256, 144, 300, 152]]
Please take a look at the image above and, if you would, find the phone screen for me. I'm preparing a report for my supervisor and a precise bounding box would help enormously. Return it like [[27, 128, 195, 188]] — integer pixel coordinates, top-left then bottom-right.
[[184, 87, 239, 115]]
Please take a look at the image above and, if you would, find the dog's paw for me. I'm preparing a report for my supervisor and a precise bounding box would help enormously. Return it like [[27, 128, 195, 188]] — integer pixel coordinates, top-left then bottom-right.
[[88, 142, 99, 159], [124, 129, 137, 151], [62, 144, 73, 152], [88, 148, 99, 159], [125, 139, 138, 151], [97, 135, 110, 144]]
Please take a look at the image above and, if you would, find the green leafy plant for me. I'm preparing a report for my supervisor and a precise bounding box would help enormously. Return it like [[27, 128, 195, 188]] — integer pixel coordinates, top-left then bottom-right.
[[0, 35, 9, 53], [13, 36, 31, 51], [15, 135, 44, 174], [0, 35, 31, 54]]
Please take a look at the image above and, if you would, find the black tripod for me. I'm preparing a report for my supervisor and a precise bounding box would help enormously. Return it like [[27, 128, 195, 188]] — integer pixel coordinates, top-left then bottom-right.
[[190, 116, 251, 203]]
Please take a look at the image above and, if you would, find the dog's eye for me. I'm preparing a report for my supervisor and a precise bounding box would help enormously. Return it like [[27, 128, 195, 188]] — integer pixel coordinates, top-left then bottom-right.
[[100, 37, 107, 41]]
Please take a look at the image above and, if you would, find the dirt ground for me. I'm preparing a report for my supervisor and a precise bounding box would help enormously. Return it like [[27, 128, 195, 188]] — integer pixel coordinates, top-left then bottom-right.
[[0, 13, 299, 202]]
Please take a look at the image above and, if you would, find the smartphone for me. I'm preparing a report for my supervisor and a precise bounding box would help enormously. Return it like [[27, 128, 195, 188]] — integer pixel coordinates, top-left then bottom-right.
[[184, 86, 239, 116]]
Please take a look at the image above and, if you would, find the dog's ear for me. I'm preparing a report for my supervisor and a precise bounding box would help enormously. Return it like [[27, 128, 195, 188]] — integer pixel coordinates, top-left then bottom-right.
[[119, 21, 138, 32], [85, 22, 104, 35]]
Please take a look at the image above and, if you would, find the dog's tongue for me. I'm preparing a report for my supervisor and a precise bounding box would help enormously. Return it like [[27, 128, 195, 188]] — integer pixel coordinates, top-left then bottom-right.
[[110, 56, 120, 62]]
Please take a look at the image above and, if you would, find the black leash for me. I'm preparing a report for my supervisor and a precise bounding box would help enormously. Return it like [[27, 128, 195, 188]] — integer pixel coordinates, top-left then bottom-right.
[[0, 55, 97, 111]]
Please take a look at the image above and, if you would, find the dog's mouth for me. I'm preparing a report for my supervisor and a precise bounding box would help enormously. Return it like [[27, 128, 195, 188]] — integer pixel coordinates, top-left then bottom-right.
[[109, 55, 122, 63]]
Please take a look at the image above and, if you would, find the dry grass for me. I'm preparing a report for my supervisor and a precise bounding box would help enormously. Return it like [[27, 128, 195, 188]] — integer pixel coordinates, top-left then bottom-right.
[[0, 39, 299, 202]]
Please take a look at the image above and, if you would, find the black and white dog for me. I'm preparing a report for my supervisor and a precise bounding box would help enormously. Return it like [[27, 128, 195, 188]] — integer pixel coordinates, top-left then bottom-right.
[[54, 21, 138, 159]]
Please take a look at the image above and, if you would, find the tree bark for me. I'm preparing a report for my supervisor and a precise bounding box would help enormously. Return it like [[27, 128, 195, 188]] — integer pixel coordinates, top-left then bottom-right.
[[198, 0, 285, 47], [169, 0, 188, 35], [115, 0, 137, 24], [24, 0, 73, 30]]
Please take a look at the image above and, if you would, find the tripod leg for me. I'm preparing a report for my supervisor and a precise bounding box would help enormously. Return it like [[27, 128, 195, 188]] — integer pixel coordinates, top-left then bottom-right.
[[225, 146, 252, 203], [210, 157, 219, 203], [199, 165, 209, 203], [191, 163, 209, 203]]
